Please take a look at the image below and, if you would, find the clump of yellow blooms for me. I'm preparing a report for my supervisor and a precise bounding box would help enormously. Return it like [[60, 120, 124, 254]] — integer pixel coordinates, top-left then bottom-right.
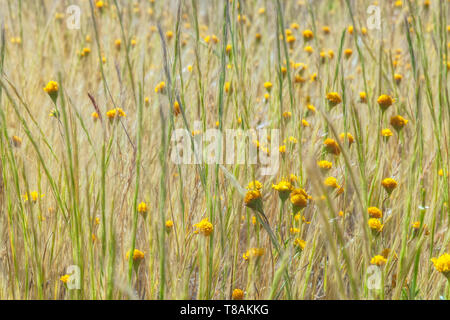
[[368, 218, 384, 233], [411, 221, 421, 230], [155, 81, 166, 94], [306, 104, 316, 115], [11, 135, 22, 147], [318, 160, 332, 171], [173, 101, 181, 116], [283, 111, 292, 119], [272, 179, 294, 201], [10, 37, 22, 44], [244, 189, 262, 210], [243, 248, 265, 261], [359, 91, 367, 103], [368, 207, 382, 218], [264, 81, 273, 91], [44, 81, 58, 94], [193, 218, 214, 236], [232, 289, 244, 300], [165, 220, 174, 232], [23, 191, 44, 203], [60, 274, 70, 284], [324, 138, 340, 156], [382, 178, 398, 194], [302, 29, 314, 41], [390, 115, 408, 131], [381, 128, 393, 139], [377, 94, 394, 111], [114, 39, 121, 50], [339, 132, 355, 146], [80, 47, 91, 57], [304, 46, 314, 54], [370, 255, 387, 266], [326, 92, 342, 106], [137, 202, 147, 216], [290, 188, 309, 212], [294, 238, 306, 251], [431, 254, 450, 278], [224, 81, 232, 94], [95, 1, 105, 9], [126, 249, 145, 261], [91, 112, 99, 121], [324, 176, 339, 189], [166, 31, 174, 40], [344, 48, 353, 58], [106, 108, 126, 120], [247, 180, 262, 191]]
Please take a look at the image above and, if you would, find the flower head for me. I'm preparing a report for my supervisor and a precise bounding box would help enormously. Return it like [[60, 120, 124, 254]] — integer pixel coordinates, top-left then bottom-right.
[[324, 138, 340, 156], [368, 206, 383, 218], [370, 255, 387, 266], [302, 29, 314, 41], [368, 218, 384, 233], [126, 249, 145, 261], [44, 81, 59, 102], [243, 248, 265, 261], [359, 91, 367, 103], [390, 115, 408, 131], [293, 238, 306, 251], [137, 202, 147, 214], [318, 160, 332, 171], [381, 128, 393, 139], [194, 218, 214, 236], [11, 135, 22, 147], [382, 178, 398, 194], [377, 94, 394, 111], [339, 132, 355, 146], [290, 188, 309, 212], [247, 180, 262, 191], [326, 92, 342, 106], [232, 289, 244, 300], [165, 220, 174, 232], [264, 82, 273, 91], [155, 81, 166, 94], [431, 253, 450, 278], [44, 81, 58, 94], [244, 189, 262, 212], [272, 179, 294, 201], [60, 274, 70, 284]]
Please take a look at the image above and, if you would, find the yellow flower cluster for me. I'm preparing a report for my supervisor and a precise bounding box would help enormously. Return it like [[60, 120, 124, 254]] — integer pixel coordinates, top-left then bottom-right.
[[194, 218, 214, 236], [368, 218, 384, 233], [126, 249, 145, 261], [43, 81, 58, 94], [368, 207, 382, 219], [370, 255, 387, 266], [431, 253, 450, 277], [106, 108, 127, 120], [326, 92, 342, 106], [243, 248, 265, 261]]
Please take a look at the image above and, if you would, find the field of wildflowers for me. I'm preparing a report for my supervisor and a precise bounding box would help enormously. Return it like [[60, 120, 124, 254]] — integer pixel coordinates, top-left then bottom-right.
[[0, 0, 450, 300]]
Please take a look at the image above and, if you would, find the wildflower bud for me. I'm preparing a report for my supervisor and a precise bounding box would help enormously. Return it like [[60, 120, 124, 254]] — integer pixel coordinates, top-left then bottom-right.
[[43, 81, 59, 104], [232, 289, 244, 300], [165, 220, 173, 233]]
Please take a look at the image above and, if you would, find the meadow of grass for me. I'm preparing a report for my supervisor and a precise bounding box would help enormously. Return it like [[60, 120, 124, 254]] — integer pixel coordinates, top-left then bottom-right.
[[0, 0, 449, 300]]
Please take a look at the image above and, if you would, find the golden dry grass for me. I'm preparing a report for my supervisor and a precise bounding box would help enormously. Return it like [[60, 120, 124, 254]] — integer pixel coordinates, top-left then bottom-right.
[[0, 0, 449, 300]]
